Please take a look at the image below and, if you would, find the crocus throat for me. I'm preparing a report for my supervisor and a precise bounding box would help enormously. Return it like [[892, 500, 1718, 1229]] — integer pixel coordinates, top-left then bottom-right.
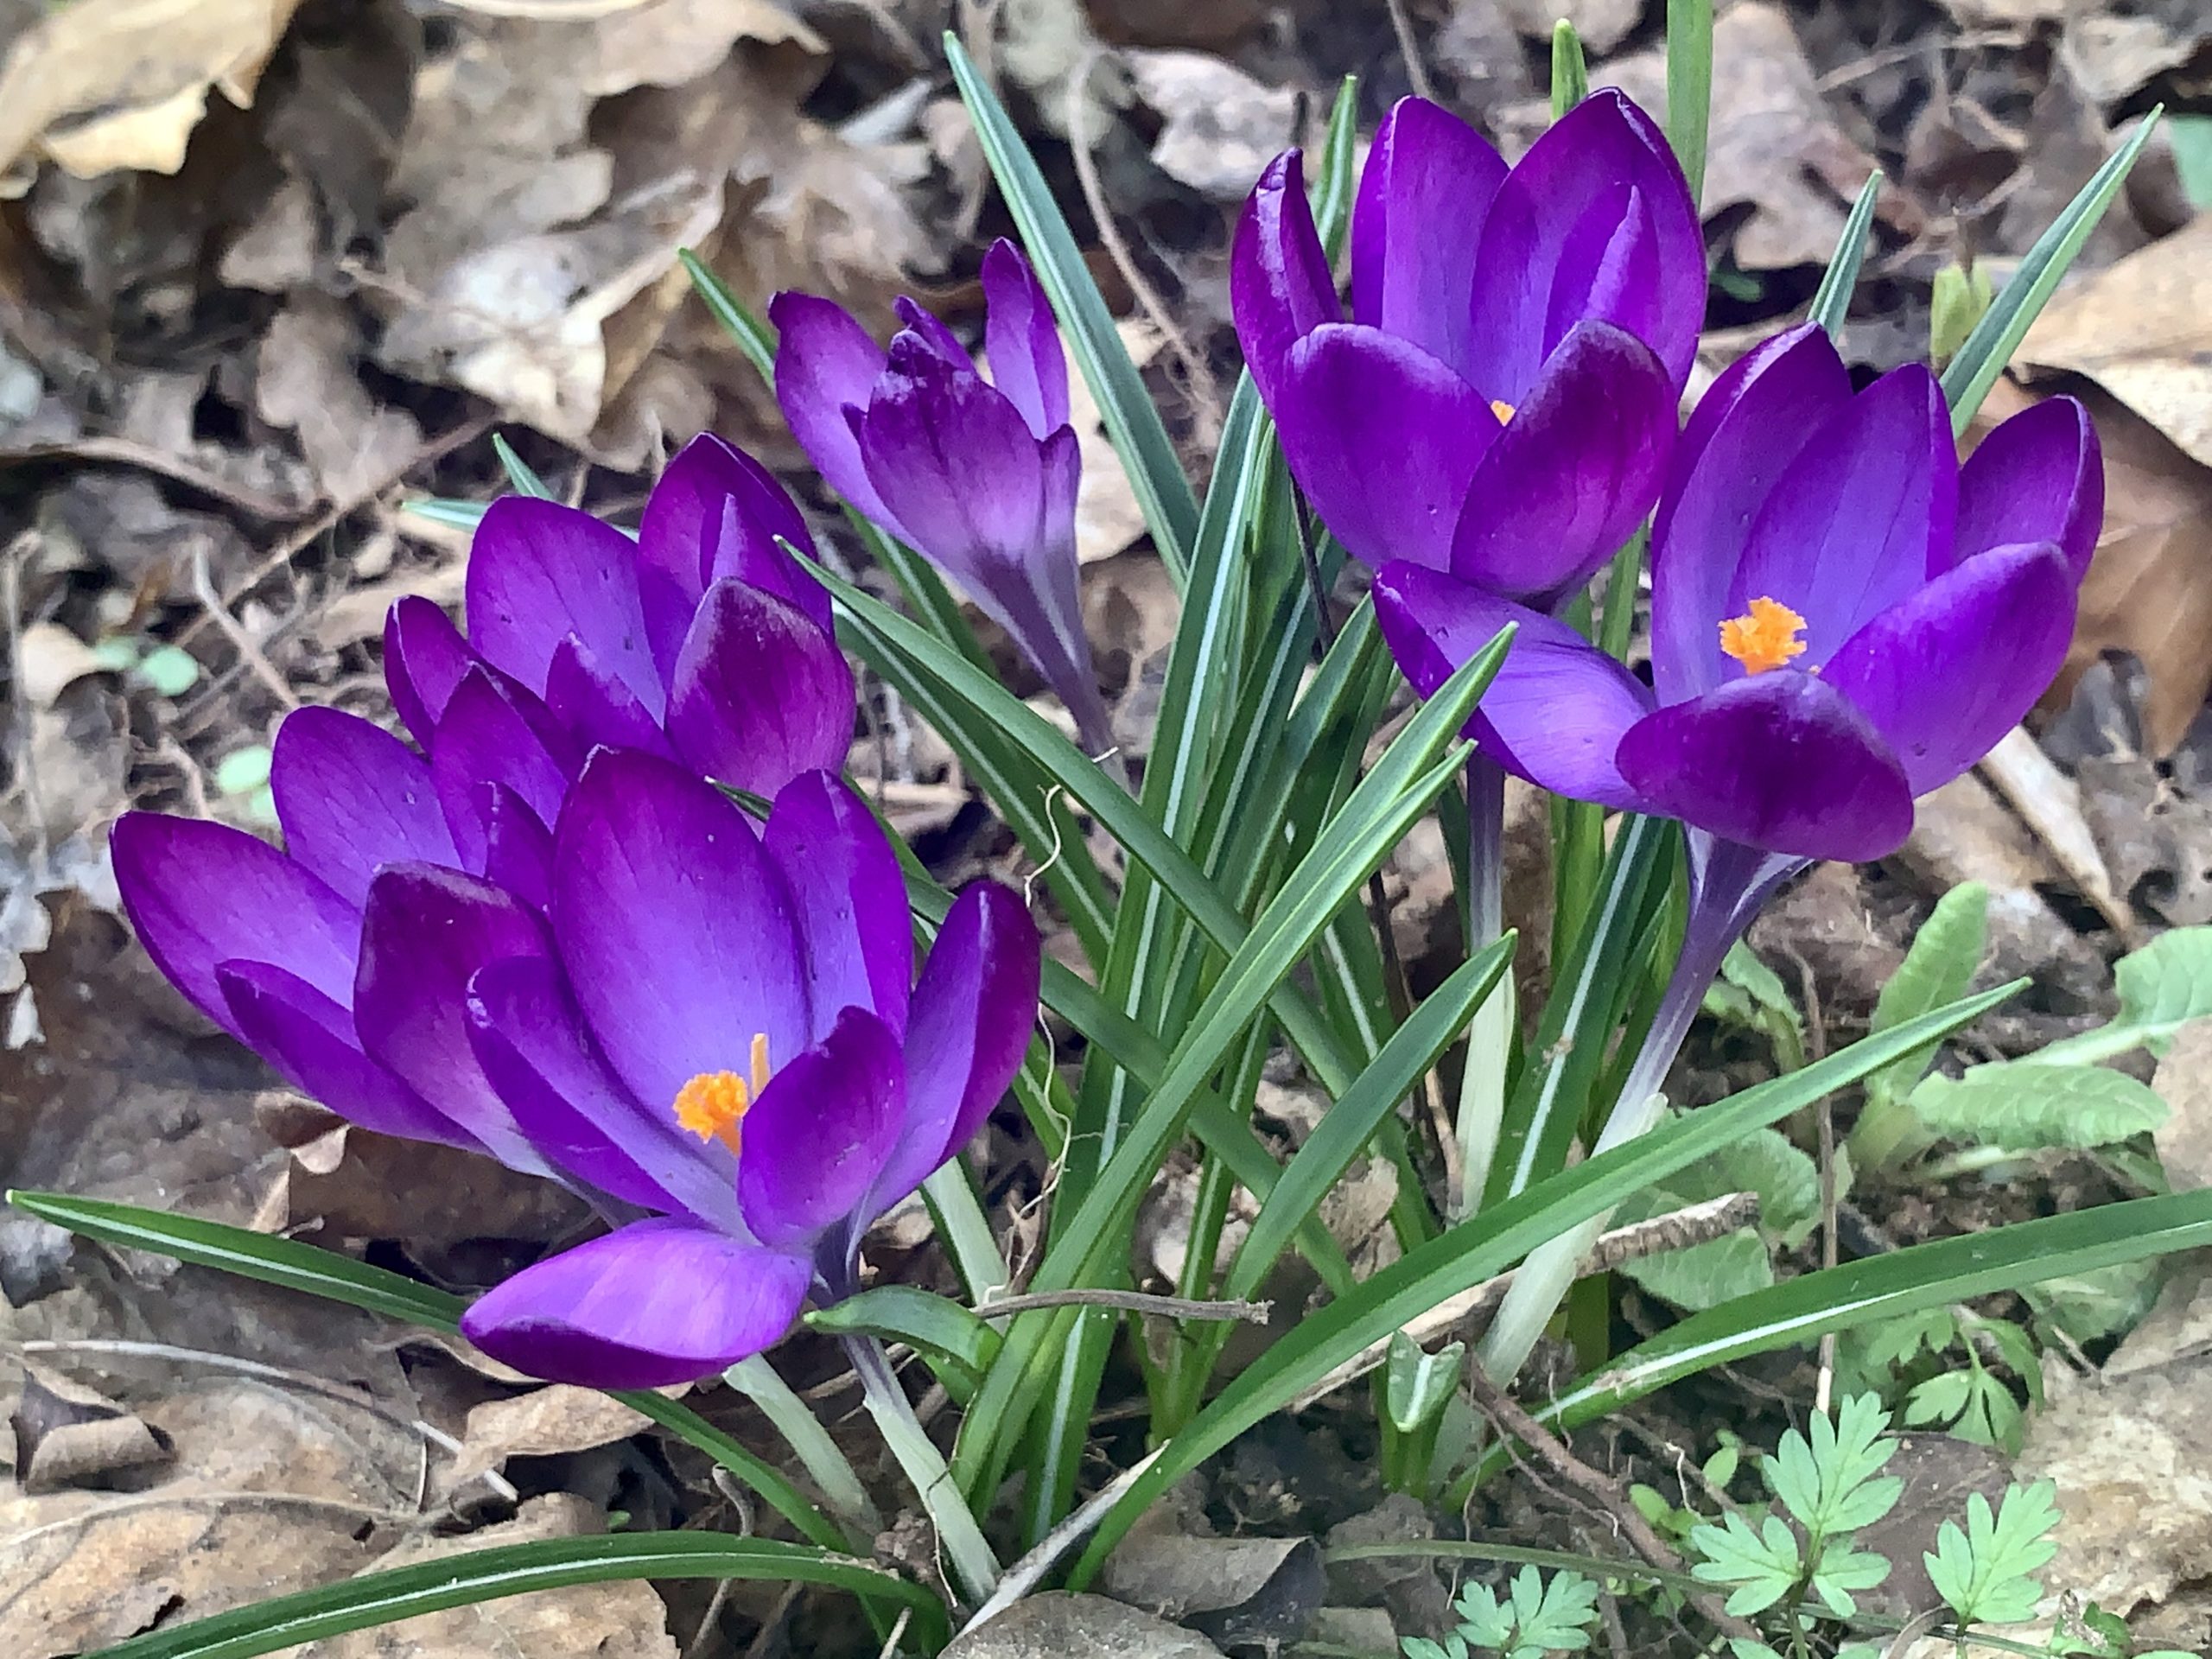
[[1490, 398, 1516, 424], [673, 1033, 772, 1156], [1719, 596, 1808, 676]]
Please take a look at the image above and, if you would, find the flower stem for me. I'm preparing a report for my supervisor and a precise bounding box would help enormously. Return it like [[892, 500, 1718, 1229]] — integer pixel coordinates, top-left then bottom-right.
[[724, 1353, 880, 1534], [1454, 752, 1514, 1220], [844, 1334, 1002, 1603], [1476, 838, 1802, 1384]]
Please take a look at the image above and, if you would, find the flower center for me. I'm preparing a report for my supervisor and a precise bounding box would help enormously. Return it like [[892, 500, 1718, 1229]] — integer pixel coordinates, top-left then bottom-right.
[[672, 1033, 772, 1156], [1490, 398, 1517, 424], [1718, 596, 1808, 676]]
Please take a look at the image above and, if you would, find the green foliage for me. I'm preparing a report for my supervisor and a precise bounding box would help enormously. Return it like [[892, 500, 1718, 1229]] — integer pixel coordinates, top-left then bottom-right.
[[1404, 1567, 1602, 1659], [1910, 1064, 2169, 1153], [1927, 1481, 2063, 1627], [1930, 261, 1996, 365], [1702, 943, 1806, 1071], [1614, 1125, 1819, 1309]]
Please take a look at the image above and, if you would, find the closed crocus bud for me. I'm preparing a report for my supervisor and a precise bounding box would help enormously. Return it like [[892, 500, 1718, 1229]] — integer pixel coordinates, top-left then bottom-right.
[[1232, 90, 1706, 608], [1372, 323, 2104, 868], [772, 241, 1116, 761]]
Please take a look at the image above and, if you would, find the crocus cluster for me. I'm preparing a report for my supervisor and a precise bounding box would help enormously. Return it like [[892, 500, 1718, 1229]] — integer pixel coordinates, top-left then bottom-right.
[[1233, 91, 1706, 606], [1373, 322, 2103, 869], [772, 241, 1116, 758], [113, 442, 1041, 1387]]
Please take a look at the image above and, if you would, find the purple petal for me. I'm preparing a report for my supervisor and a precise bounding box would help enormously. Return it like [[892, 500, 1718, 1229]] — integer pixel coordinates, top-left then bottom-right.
[[544, 634, 677, 760], [666, 579, 855, 798], [384, 596, 480, 746], [461, 1218, 810, 1388], [1650, 324, 1854, 702], [271, 707, 456, 910], [111, 813, 360, 1036], [551, 748, 809, 1114], [1954, 395, 2103, 581], [1351, 98, 1509, 382], [219, 960, 480, 1149], [467, 955, 744, 1230], [768, 291, 900, 531], [1824, 541, 2077, 796], [1464, 89, 1705, 404], [858, 353, 1049, 571], [738, 1007, 906, 1250], [639, 433, 829, 630], [763, 771, 913, 1037], [868, 881, 1039, 1217], [1273, 323, 1498, 572], [1728, 364, 1958, 666], [1374, 562, 1650, 808], [353, 862, 554, 1175], [981, 239, 1069, 441], [465, 497, 661, 715], [480, 785, 554, 912], [892, 297, 969, 366], [1616, 672, 1916, 861], [1230, 149, 1340, 410], [1449, 321, 1676, 601], [429, 669, 575, 873]]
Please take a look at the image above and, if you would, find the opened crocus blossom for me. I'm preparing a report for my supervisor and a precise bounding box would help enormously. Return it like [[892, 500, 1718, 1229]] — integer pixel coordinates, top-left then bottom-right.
[[770, 240, 1116, 758], [455, 753, 1039, 1386], [1231, 89, 1705, 605], [113, 439, 855, 1166]]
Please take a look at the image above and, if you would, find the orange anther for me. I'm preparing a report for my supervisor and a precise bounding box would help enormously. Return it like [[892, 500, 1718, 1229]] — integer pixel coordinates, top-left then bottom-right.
[[1719, 596, 1809, 676]]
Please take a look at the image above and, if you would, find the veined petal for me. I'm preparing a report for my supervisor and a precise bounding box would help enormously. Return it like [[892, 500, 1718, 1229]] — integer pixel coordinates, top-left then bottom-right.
[[1651, 323, 1853, 701], [111, 813, 360, 1037], [1954, 394, 2103, 581], [429, 668, 575, 874], [769, 291, 901, 531], [867, 881, 1040, 1217], [480, 784, 554, 912], [1449, 321, 1675, 601], [1374, 562, 1650, 808], [461, 1218, 810, 1389], [544, 634, 676, 759], [1274, 323, 1499, 572], [737, 1007, 906, 1251], [219, 960, 480, 1150], [1351, 97, 1507, 381], [551, 749, 808, 1116], [467, 955, 744, 1230], [271, 707, 455, 911], [666, 579, 855, 798], [763, 771, 912, 1041], [1824, 541, 2077, 796], [1465, 88, 1704, 404], [1728, 364, 1958, 666], [466, 497, 660, 711], [892, 297, 968, 365], [982, 239, 1069, 440], [858, 352, 1050, 574], [384, 596, 480, 746], [1230, 149, 1340, 410], [639, 433, 829, 630], [1616, 672, 1916, 861], [354, 862, 555, 1174]]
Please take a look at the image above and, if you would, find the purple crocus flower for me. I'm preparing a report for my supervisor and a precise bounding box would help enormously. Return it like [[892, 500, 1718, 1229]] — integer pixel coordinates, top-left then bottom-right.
[[116, 747, 1039, 1388], [1231, 90, 1706, 605], [388, 431, 855, 805], [769, 241, 1116, 759], [454, 752, 1039, 1387], [1371, 322, 2103, 868]]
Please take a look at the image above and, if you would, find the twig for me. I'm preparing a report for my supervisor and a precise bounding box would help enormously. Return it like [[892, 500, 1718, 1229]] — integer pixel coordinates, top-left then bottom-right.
[[683, 1577, 736, 1659], [0, 435, 303, 521], [1463, 1366, 1762, 1645], [958, 1447, 1165, 1636], [971, 1287, 1270, 1324], [1287, 1193, 1760, 1410], [874, 1606, 914, 1659], [188, 540, 297, 709], [1815, 1083, 1840, 1415], [1065, 50, 1224, 450], [1384, 0, 1437, 102]]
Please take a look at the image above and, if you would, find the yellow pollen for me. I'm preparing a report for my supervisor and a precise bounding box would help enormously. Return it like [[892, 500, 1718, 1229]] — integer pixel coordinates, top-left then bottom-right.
[[675, 1037, 772, 1157], [1718, 596, 1809, 676], [749, 1032, 771, 1099], [1490, 398, 1517, 424]]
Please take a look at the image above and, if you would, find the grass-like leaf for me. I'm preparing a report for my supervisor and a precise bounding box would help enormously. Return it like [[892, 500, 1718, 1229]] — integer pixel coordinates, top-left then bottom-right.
[[1807, 172, 1882, 338], [1667, 0, 1713, 207]]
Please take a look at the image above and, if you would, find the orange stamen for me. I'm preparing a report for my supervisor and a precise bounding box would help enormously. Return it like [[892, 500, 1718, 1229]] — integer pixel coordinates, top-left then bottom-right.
[[749, 1032, 772, 1100], [1718, 596, 1808, 676], [1490, 398, 1517, 424], [674, 1070, 752, 1156]]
